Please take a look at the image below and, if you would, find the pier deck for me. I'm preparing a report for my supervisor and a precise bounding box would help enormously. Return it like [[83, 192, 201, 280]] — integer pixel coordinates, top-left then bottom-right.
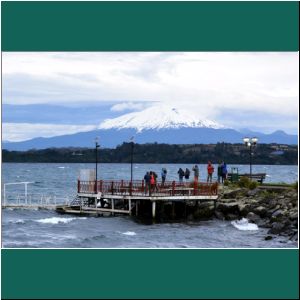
[[57, 180, 219, 219]]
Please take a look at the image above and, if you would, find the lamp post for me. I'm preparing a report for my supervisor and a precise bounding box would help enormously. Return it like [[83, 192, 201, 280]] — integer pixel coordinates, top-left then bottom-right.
[[95, 137, 100, 193], [243, 137, 258, 180], [130, 136, 134, 184]]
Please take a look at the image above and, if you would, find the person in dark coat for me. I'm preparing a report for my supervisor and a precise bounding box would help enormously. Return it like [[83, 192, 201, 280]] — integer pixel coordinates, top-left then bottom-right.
[[177, 168, 185, 183], [161, 168, 167, 186], [221, 162, 228, 183], [144, 172, 151, 194], [184, 168, 190, 181]]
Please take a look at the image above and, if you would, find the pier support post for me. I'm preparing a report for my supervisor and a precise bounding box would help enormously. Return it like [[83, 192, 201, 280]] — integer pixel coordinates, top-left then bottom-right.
[[152, 201, 156, 219], [111, 199, 115, 216], [129, 199, 132, 215], [136, 200, 139, 216], [171, 203, 175, 219]]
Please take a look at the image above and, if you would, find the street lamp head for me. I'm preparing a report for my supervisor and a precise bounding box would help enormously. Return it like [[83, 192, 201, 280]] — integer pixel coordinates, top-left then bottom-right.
[[243, 137, 250, 144], [251, 137, 258, 145], [95, 136, 100, 148]]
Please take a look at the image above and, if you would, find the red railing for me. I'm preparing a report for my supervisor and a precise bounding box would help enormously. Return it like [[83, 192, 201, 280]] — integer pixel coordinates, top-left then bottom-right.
[[78, 180, 218, 196]]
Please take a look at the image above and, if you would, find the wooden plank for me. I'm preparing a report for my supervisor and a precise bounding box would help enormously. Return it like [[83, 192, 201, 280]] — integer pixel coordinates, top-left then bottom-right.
[[81, 207, 130, 214]]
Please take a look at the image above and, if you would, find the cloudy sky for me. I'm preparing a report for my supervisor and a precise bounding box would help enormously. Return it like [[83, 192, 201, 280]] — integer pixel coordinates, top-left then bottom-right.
[[2, 52, 299, 141]]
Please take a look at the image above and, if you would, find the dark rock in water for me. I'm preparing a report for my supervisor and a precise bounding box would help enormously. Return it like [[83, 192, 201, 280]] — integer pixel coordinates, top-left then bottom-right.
[[268, 222, 285, 234], [256, 218, 269, 227], [289, 233, 298, 242], [265, 235, 273, 241], [214, 211, 225, 220], [253, 206, 267, 218], [225, 213, 239, 221], [246, 212, 261, 223], [238, 203, 251, 216], [217, 202, 239, 214]]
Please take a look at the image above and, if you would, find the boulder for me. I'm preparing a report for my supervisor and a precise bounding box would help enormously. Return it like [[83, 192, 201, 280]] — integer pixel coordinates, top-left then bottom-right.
[[246, 212, 261, 224], [268, 222, 285, 234], [214, 211, 225, 220], [193, 206, 214, 219], [289, 212, 298, 221], [238, 203, 251, 216], [271, 209, 284, 220], [225, 213, 239, 221], [217, 202, 239, 214], [247, 188, 260, 197], [268, 199, 278, 208], [253, 206, 268, 218], [265, 235, 273, 241], [223, 188, 246, 199]]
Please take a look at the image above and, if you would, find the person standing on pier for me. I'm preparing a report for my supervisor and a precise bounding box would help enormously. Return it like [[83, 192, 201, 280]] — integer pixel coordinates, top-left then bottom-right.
[[178, 168, 185, 183], [150, 171, 156, 194], [207, 161, 214, 183], [153, 171, 159, 191], [184, 168, 190, 181], [221, 162, 228, 183], [192, 165, 199, 183], [161, 168, 167, 186], [144, 172, 151, 194]]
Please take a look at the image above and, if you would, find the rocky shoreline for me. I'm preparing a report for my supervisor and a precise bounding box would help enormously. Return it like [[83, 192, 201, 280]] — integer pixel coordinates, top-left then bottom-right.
[[213, 185, 298, 242]]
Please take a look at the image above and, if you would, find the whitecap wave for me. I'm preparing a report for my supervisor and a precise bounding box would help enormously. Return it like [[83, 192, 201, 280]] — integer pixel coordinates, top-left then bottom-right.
[[231, 218, 258, 231], [35, 217, 86, 224], [121, 231, 137, 236]]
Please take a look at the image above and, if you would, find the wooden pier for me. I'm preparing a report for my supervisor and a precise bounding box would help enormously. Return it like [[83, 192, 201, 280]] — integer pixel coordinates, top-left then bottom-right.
[[56, 180, 219, 220]]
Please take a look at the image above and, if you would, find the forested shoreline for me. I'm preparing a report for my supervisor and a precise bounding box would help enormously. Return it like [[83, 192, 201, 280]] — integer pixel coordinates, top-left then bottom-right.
[[2, 142, 298, 165]]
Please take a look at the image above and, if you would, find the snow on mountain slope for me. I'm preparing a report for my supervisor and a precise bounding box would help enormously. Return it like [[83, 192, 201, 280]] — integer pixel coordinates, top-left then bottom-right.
[[99, 105, 224, 132]]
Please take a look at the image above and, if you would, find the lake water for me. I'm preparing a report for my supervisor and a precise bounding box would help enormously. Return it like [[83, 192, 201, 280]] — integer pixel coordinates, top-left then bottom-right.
[[1, 163, 298, 248]]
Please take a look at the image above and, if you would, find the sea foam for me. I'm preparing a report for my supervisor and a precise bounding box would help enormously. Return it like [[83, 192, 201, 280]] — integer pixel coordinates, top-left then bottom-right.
[[231, 218, 259, 231], [121, 231, 137, 236], [35, 217, 86, 224]]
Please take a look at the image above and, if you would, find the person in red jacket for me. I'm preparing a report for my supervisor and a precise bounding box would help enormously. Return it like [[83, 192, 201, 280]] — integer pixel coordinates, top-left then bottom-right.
[[207, 161, 214, 183]]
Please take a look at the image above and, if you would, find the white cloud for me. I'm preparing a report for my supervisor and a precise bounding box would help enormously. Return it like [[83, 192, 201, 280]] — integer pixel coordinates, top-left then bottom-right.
[[2, 123, 96, 142], [110, 101, 151, 112], [2, 52, 299, 131]]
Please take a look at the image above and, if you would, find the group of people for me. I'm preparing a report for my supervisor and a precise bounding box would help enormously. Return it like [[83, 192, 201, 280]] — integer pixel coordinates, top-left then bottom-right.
[[177, 165, 199, 183], [143, 162, 228, 194], [205, 161, 228, 183]]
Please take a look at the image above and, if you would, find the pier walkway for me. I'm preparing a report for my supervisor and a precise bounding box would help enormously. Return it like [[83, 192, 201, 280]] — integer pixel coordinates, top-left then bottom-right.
[[56, 180, 219, 219]]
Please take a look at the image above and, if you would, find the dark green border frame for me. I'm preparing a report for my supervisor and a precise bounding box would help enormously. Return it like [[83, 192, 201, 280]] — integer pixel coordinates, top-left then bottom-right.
[[1, 1, 299, 51], [1, 1, 299, 299], [2, 249, 299, 299]]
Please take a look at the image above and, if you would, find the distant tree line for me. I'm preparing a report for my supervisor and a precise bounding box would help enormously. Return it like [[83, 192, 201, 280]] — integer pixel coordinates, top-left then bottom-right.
[[2, 142, 298, 165]]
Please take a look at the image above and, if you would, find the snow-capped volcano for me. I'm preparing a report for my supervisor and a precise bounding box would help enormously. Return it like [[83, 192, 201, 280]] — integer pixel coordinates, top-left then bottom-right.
[[99, 105, 224, 132]]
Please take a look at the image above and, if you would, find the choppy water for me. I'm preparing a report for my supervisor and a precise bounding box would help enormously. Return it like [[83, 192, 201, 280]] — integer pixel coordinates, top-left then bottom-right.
[[1, 163, 298, 248]]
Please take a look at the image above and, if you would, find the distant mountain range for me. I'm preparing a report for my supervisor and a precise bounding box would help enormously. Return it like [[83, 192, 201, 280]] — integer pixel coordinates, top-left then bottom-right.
[[3, 106, 298, 150]]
